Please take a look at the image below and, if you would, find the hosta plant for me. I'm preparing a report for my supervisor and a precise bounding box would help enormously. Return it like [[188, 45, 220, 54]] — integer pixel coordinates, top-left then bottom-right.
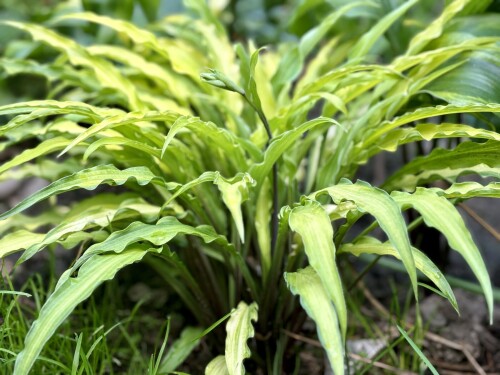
[[1, 0, 499, 373]]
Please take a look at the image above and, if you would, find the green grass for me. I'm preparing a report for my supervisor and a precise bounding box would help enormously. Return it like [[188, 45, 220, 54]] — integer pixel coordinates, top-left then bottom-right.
[[0, 268, 176, 375]]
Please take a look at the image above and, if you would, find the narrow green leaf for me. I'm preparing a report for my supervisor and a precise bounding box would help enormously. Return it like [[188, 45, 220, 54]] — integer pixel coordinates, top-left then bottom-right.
[[0, 159, 81, 184], [161, 116, 202, 157], [0, 211, 62, 236], [396, 325, 439, 375], [249, 117, 340, 185], [285, 267, 344, 375], [0, 230, 45, 258], [384, 140, 500, 191], [165, 172, 219, 206], [0, 165, 165, 221], [364, 103, 500, 147], [339, 237, 458, 312], [348, 0, 418, 61], [87, 45, 191, 104], [59, 111, 179, 157], [356, 122, 500, 164], [428, 181, 500, 199], [288, 201, 347, 339], [0, 100, 121, 122], [296, 64, 401, 98], [406, 0, 469, 56], [83, 137, 161, 162], [13, 246, 153, 375], [423, 51, 500, 104], [56, 12, 169, 60], [225, 301, 258, 375], [1, 21, 144, 110], [312, 180, 418, 298], [392, 189, 494, 323], [273, 1, 369, 89], [21, 196, 161, 261], [72, 216, 233, 272], [159, 327, 203, 373], [0, 137, 75, 175], [138, 0, 160, 21], [160, 115, 248, 168]]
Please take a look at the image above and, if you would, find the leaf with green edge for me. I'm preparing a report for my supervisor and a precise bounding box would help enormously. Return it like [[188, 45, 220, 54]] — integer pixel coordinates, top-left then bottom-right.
[[285, 267, 344, 375], [422, 52, 500, 104], [397, 165, 500, 192], [20, 196, 161, 262], [348, 0, 418, 62], [1, 21, 144, 110], [0, 159, 81, 184], [249, 117, 340, 185], [0, 58, 102, 98], [13, 245, 155, 375], [0, 211, 62, 236], [224, 301, 258, 375], [1, 110, 66, 137], [0, 58, 73, 82], [272, 1, 367, 89], [205, 356, 229, 375], [160, 115, 248, 168], [339, 237, 458, 312], [299, 1, 371, 58], [83, 137, 161, 162], [55, 12, 169, 60], [384, 140, 500, 191], [57, 230, 109, 251], [364, 103, 500, 147], [71, 216, 234, 273], [356, 122, 500, 163], [0, 165, 166, 221], [87, 45, 191, 103], [406, 0, 469, 56], [286, 92, 347, 121], [164, 171, 219, 205], [392, 189, 493, 323], [288, 200, 347, 340], [161, 115, 201, 157], [392, 36, 498, 73], [0, 230, 45, 258], [440, 13, 500, 41], [428, 181, 500, 199], [0, 100, 122, 122], [311, 180, 418, 299], [159, 326, 203, 373], [0, 137, 79, 176], [296, 64, 402, 98], [59, 111, 180, 157]]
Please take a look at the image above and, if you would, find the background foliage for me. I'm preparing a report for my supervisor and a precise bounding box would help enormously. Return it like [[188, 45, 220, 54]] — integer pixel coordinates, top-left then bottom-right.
[[0, 0, 499, 374]]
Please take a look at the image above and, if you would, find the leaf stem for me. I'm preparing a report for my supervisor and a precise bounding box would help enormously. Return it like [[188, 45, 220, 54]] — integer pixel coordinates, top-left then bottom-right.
[[244, 95, 279, 251]]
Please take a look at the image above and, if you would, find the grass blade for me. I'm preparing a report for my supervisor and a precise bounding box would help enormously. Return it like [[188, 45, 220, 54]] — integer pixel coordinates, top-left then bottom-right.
[[396, 325, 439, 375]]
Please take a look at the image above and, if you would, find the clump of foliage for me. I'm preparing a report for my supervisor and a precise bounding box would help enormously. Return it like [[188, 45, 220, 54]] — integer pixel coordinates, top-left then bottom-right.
[[0, 0, 499, 373]]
